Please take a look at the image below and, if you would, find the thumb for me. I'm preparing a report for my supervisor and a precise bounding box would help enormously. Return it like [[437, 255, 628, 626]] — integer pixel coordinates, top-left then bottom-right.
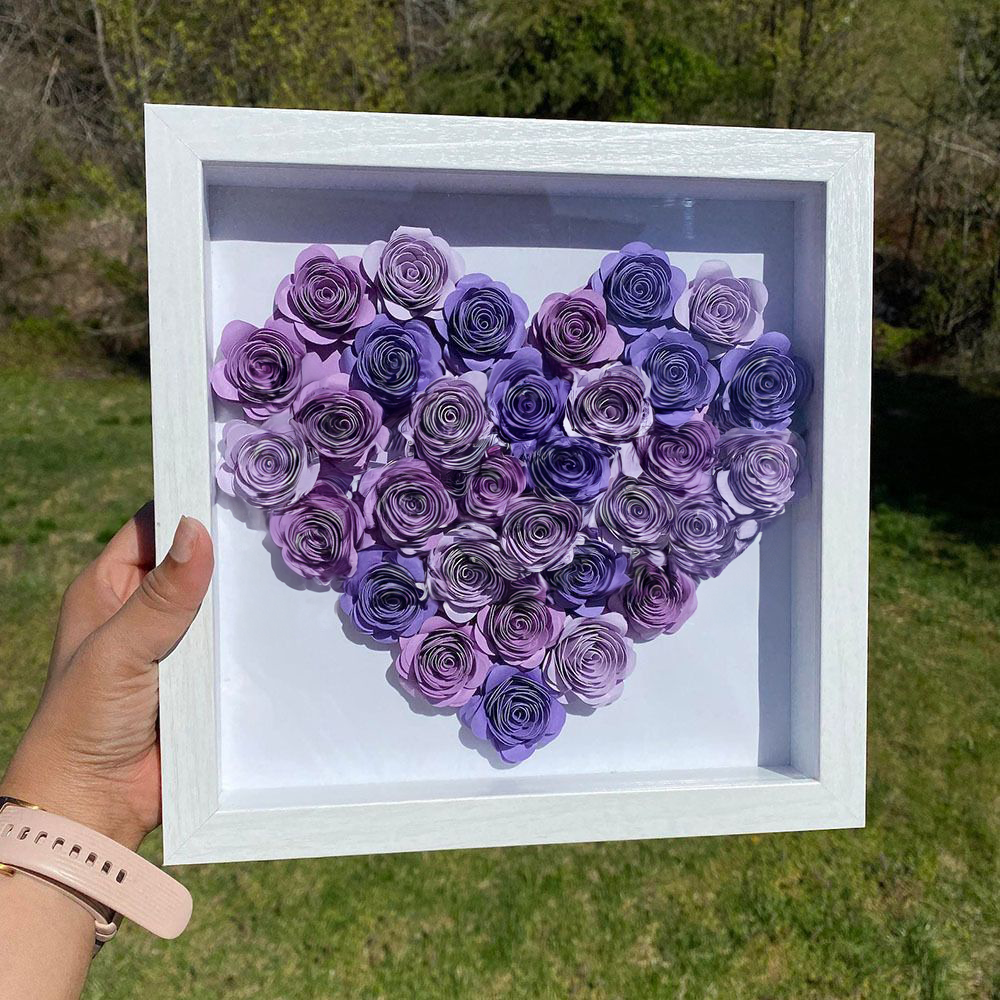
[[94, 516, 214, 667]]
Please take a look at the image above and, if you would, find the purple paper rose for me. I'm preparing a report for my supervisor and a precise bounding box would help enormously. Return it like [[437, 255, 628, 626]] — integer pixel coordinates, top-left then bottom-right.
[[268, 482, 363, 584], [358, 458, 458, 554], [499, 496, 583, 573], [437, 273, 529, 372], [401, 372, 490, 474], [627, 330, 720, 426], [542, 612, 635, 707], [340, 548, 437, 643], [594, 475, 674, 549], [396, 617, 491, 708], [525, 433, 611, 505], [216, 414, 319, 511], [274, 244, 375, 347], [718, 332, 812, 429], [589, 242, 686, 337], [564, 364, 653, 445], [210, 319, 306, 420], [460, 446, 527, 524], [474, 590, 565, 670], [486, 346, 569, 455], [674, 261, 767, 351], [292, 373, 389, 474], [545, 533, 630, 617], [716, 427, 805, 521], [341, 315, 444, 412], [532, 288, 624, 370], [458, 664, 566, 763], [667, 491, 746, 580], [427, 524, 516, 622], [609, 556, 697, 640], [635, 418, 720, 495], [362, 226, 465, 320]]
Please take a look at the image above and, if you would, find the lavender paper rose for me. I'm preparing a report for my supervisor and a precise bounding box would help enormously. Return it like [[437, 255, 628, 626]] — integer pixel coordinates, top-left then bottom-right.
[[427, 524, 517, 622], [474, 588, 565, 670], [525, 432, 611, 505], [718, 332, 812, 429], [458, 664, 566, 763], [594, 475, 674, 549], [564, 364, 653, 445], [268, 482, 363, 584], [545, 533, 630, 617], [609, 556, 697, 640], [401, 372, 490, 474], [499, 496, 583, 573], [635, 418, 720, 495], [674, 260, 768, 352], [486, 346, 569, 455], [396, 617, 491, 708], [340, 548, 437, 643], [459, 446, 526, 524], [716, 427, 805, 521], [436, 273, 529, 372], [362, 226, 465, 320], [542, 612, 635, 707], [274, 244, 375, 347], [667, 491, 748, 580], [627, 330, 720, 426], [532, 288, 624, 370], [589, 242, 686, 337]]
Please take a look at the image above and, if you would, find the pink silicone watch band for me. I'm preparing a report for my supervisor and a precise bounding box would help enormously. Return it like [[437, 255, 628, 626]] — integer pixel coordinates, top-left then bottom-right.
[[0, 802, 192, 940]]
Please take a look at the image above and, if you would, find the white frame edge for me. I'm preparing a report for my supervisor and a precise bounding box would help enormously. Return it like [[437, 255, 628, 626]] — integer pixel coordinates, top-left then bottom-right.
[[145, 104, 872, 866]]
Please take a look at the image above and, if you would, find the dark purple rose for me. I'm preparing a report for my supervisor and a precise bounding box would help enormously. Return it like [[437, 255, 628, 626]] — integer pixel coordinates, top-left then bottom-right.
[[459, 664, 566, 763], [542, 612, 635, 707], [401, 372, 490, 474], [216, 414, 319, 511], [718, 332, 812, 429], [292, 373, 389, 474], [545, 534, 630, 617], [358, 458, 458, 555], [486, 347, 569, 455], [341, 315, 444, 412], [594, 475, 674, 548], [525, 433, 611, 505], [627, 330, 720, 426], [274, 244, 375, 347], [210, 319, 307, 420], [635, 419, 719, 495], [340, 548, 437, 643], [436, 273, 529, 372], [427, 524, 517, 623], [531, 288, 624, 370], [589, 242, 686, 337], [564, 364, 652, 445], [667, 491, 746, 580], [474, 590, 565, 670], [268, 482, 363, 584], [396, 616, 491, 708], [674, 261, 767, 352], [460, 446, 526, 524], [716, 427, 805, 520], [609, 556, 697, 640], [499, 496, 583, 573], [361, 226, 464, 320]]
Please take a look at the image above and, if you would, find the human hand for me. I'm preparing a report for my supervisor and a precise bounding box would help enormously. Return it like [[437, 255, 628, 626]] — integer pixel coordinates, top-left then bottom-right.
[[0, 505, 213, 851]]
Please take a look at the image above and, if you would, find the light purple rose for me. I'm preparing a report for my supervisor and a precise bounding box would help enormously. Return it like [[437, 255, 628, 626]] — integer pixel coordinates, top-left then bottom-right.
[[486, 346, 570, 455], [210, 319, 306, 420], [667, 491, 748, 580], [589, 242, 686, 337], [524, 433, 611, 505], [460, 446, 527, 524], [674, 260, 767, 351], [358, 458, 458, 555], [427, 524, 517, 623], [458, 664, 566, 763], [627, 330, 720, 426], [609, 556, 697, 640], [395, 616, 491, 708], [718, 332, 812, 429], [564, 364, 653, 445], [362, 226, 465, 320], [542, 612, 635, 707], [499, 496, 584, 573], [635, 418, 720, 495], [437, 273, 529, 372], [340, 548, 437, 644], [545, 533, 630, 617], [401, 372, 490, 474], [216, 414, 319, 511], [274, 244, 375, 347], [531, 288, 625, 370], [292, 373, 389, 475], [268, 482, 363, 584], [716, 427, 805, 521], [594, 475, 674, 549], [474, 589, 565, 670]]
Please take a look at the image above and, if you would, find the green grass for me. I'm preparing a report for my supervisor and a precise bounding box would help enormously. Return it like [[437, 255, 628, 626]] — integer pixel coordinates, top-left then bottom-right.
[[1, 368, 997, 999]]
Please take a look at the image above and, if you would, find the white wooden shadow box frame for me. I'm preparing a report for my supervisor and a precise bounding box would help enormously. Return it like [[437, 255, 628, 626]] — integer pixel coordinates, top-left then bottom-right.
[[144, 103, 873, 865]]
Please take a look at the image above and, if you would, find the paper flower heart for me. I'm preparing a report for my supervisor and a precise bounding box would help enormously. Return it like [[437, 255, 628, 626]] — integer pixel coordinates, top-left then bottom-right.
[[213, 230, 812, 765]]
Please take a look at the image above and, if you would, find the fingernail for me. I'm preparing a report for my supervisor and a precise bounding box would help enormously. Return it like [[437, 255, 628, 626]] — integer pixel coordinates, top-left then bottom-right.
[[168, 516, 198, 564]]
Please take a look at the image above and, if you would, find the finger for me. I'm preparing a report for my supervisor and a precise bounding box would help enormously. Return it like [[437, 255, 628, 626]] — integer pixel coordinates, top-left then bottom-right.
[[87, 516, 214, 670]]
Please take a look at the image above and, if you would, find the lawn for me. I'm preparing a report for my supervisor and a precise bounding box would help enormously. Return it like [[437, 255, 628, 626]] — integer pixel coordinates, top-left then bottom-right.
[[1, 366, 997, 999]]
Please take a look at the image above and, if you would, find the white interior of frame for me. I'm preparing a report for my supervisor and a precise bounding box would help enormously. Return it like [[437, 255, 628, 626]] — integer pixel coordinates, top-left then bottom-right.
[[201, 166, 824, 807]]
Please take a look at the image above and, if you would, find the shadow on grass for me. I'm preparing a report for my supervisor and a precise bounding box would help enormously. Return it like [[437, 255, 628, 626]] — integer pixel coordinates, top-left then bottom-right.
[[872, 368, 1000, 546]]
